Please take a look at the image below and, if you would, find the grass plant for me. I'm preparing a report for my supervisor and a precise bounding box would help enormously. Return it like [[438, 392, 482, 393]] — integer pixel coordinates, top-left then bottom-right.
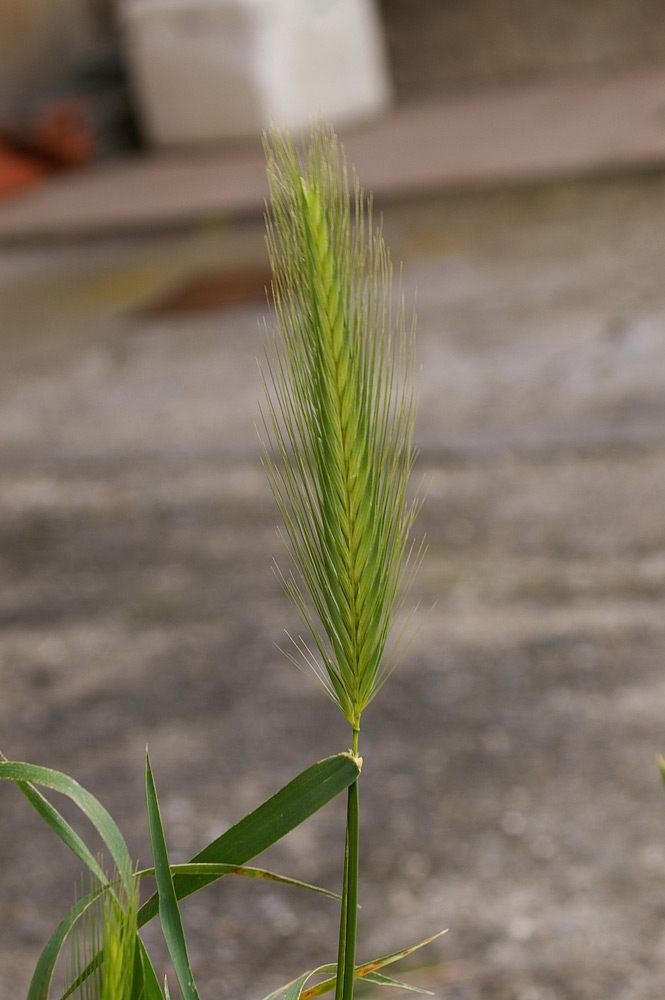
[[261, 125, 426, 1000], [67, 869, 138, 1000], [0, 123, 438, 999]]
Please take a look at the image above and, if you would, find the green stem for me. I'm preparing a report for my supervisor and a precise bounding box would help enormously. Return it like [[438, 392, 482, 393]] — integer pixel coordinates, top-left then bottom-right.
[[334, 757, 352, 1000], [336, 728, 360, 1000], [334, 822, 349, 1000]]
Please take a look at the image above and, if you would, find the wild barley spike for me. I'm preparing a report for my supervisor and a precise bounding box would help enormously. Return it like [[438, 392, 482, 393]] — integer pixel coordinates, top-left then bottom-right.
[[261, 124, 422, 731]]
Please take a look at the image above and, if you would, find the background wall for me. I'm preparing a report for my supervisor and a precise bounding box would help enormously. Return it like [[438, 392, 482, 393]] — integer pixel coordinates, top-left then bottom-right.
[[380, 0, 665, 99], [1, 0, 664, 126]]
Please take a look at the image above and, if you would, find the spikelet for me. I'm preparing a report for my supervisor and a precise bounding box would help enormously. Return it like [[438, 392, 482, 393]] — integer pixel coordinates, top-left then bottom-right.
[[261, 124, 423, 729], [67, 869, 138, 1000], [100, 878, 137, 1000]]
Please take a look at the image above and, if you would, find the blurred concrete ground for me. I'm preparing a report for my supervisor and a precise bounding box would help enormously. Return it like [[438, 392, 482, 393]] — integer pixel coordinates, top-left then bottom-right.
[[1, 67, 665, 1000]]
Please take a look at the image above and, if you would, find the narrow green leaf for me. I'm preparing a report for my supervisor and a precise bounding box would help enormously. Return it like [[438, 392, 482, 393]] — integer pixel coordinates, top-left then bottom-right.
[[260, 971, 327, 1000], [362, 972, 433, 994], [279, 931, 448, 1000], [0, 760, 136, 1000], [48, 752, 352, 1000], [281, 971, 317, 1000], [135, 862, 340, 901], [261, 964, 339, 1000], [343, 932, 447, 987], [58, 859, 335, 1000], [145, 752, 201, 1000], [130, 938, 165, 1000], [0, 754, 136, 1000], [0, 761, 133, 895], [12, 777, 107, 885], [137, 753, 360, 927]]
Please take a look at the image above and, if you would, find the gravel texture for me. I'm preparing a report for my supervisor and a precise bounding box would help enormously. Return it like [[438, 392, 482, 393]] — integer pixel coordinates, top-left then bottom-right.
[[1, 172, 664, 998]]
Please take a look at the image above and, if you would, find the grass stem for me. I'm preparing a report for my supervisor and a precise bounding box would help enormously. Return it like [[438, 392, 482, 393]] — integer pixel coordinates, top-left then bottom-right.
[[262, 125, 422, 1000], [336, 728, 360, 1000]]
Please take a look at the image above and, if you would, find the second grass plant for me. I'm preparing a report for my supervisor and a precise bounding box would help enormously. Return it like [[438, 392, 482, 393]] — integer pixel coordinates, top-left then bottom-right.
[[261, 126, 423, 1000]]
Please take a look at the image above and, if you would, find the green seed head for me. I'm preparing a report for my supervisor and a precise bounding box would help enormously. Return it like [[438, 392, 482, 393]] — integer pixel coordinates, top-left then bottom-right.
[[261, 124, 423, 729]]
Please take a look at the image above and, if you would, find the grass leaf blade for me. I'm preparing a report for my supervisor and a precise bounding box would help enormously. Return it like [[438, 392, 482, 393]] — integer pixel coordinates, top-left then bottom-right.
[[296, 931, 448, 999], [136, 862, 340, 901], [281, 971, 317, 1000], [0, 760, 133, 893], [362, 972, 433, 994], [138, 753, 359, 927], [11, 776, 107, 886], [145, 752, 201, 1000], [131, 938, 165, 1000]]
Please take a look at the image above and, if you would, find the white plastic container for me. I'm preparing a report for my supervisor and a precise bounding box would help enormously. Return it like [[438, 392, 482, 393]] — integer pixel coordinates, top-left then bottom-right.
[[120, 0, 392, 146]]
